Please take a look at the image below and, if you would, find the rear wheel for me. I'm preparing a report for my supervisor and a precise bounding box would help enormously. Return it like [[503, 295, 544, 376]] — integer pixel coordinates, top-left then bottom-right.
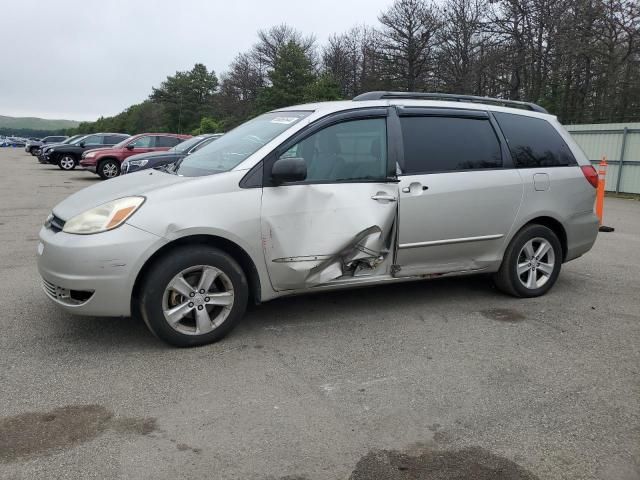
[[98, 159, 120, 179], [139, 246, 248, 347], [58, 154, 76, 170], [493, 224, 562, 297]]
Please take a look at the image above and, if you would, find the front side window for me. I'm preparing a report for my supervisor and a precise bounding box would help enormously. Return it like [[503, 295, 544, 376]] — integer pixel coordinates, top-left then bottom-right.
[[128, 136, 154, 148], [175, 111, 311, 177], [82, 135, 103, 145], [493, 113, 577, 168], [400, 116, 502, 174], [282, 118, 388, 183]]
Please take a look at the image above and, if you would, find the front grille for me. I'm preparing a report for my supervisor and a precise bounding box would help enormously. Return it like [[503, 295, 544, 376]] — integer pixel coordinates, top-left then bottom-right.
[[41, 278, 94, 306], [42, 278, 57, 298]]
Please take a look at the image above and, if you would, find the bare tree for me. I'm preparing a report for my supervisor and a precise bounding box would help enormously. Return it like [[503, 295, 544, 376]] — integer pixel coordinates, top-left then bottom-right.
[[378, 0, 441, 91]]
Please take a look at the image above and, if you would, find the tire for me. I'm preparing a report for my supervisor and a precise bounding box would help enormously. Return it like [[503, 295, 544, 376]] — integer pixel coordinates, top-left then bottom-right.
[[29, 147, 38, 156], [493, 224, 562, 298], [138, 246, 249, 347], [58, 154, 76, 170], [98, 159, 120, 179]]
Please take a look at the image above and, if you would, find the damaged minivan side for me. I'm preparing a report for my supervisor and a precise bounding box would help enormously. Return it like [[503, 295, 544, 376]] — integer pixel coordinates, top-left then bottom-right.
[[38, 93, 599, 347]]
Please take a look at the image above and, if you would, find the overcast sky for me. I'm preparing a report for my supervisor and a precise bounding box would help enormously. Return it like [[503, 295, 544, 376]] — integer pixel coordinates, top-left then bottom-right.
[[0, 0, 392, 121]]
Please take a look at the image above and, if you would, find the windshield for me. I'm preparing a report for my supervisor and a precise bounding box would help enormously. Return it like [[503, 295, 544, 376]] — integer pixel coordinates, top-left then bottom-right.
[[170, 136, 209, 154], [113, 137, 133, 149], [174, 111, 311, 177]]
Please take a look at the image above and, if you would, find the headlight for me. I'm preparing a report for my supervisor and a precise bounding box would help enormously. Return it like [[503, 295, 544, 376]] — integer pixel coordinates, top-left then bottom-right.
[[128, 159, 148, 167], [62, 196, 145, 235], [84, 151, 96, 158]]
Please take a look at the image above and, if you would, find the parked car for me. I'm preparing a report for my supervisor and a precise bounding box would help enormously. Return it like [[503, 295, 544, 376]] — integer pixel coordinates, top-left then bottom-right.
[[122, 134, 222, 174], [79, 133, 191, 179], [33, 134, 85, 158], [43, 133, 130, 170], [38, 92, 599, 347], [2, 137, 28, 147], [25, 135, 68, 155], [38, 135, 88, 164]]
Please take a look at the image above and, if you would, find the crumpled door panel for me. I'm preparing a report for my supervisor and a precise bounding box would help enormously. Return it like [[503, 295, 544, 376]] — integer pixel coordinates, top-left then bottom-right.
[[261, 183, 398, 290]]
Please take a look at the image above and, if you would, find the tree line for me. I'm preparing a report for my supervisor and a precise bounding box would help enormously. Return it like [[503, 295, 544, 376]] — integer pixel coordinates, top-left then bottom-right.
[[70, 0, 640, 136]]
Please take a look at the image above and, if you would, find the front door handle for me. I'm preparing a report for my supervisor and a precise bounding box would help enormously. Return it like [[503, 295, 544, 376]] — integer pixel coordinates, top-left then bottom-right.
[[371, 194, 397, 202]]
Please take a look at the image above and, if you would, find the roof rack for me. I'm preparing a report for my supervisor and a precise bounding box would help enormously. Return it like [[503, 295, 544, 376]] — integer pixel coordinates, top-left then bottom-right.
[[352, 91, 549, 114]]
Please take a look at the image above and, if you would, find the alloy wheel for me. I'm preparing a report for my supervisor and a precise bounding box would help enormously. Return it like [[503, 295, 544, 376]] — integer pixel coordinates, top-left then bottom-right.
[[162, 265, 235, 335], [517, 237, 556, 290], [60, 156, 75, 170], [102, 162, 118, 178]]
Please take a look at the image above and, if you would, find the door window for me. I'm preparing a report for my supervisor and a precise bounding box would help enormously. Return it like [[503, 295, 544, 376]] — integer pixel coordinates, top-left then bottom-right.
[[82, 135, 103, 145], [282, 118, 388, 182], [128, 136, 154, 148], [493, 113, 577, 168], [155, 136, 182, 148], [400, 116, 502, 174]]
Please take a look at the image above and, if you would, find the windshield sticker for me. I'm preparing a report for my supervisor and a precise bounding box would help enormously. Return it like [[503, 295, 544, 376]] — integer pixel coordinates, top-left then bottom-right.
[[270, 117, 300, 124]]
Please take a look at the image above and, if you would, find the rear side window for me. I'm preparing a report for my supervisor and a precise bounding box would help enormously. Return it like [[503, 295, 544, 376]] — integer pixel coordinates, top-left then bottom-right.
[[493, 113, 577, 168], [156, 136, 182, 148], [400, 116, 502, 174]]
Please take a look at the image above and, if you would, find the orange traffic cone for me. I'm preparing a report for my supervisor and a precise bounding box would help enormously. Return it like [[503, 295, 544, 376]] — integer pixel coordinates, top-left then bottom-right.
[[596, 157, 615, 233]]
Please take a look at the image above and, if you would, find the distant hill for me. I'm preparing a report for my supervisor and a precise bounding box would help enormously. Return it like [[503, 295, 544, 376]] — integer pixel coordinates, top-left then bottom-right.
[[0, 115, 80, 131]]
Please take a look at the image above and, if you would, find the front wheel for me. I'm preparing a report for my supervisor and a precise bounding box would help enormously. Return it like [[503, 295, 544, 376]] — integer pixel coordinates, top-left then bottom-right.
[[58, 154, 76, 170], [138, 246, 249, 347], [98, 159, 120, 179], [493, 224, 562, 298]]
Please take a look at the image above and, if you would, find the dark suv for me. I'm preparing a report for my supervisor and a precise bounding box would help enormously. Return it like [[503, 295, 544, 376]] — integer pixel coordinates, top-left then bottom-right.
[[44, 133, 130, 170], [25, 136, 68, 155], [80, 133, 190, 179]]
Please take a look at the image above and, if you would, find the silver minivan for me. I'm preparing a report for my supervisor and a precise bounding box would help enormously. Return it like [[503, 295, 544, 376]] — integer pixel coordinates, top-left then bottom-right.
[[38, 92, 599, 346]]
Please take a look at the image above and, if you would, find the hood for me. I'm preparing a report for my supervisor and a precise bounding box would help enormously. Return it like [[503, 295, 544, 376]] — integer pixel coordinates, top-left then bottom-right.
[[42, 142, 68, 151], [125, 150, 175, 163], [52, 170, 190, 220], [83, 146, 117, 156]]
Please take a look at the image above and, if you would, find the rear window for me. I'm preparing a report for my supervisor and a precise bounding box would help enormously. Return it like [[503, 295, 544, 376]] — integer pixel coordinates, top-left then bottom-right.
[[493, 113, 577, 168]]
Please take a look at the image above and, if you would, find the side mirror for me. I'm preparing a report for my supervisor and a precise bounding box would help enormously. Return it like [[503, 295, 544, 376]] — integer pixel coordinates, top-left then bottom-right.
[[125, 144, 135, 150], [79, 141, 85, 147], [271, 157, 307, 184]]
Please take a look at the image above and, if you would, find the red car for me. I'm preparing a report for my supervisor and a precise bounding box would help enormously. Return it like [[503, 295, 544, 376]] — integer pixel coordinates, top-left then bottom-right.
[[80, 133, 191, 179]]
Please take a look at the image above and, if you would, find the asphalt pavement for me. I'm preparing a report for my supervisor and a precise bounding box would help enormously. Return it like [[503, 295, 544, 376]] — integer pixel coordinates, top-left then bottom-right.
[[0, 147, 638, 480]]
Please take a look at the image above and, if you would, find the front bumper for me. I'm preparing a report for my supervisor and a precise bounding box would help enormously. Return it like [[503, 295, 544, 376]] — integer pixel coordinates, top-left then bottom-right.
[[80, 158, 97, 173], [37, 223, 166, 317]]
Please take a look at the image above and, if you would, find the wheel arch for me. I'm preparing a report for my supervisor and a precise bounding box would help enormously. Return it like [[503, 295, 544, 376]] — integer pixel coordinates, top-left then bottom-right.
[[97, 156, 120, 166], [519, 216, 568, 262], [131, 234, 263, 315]]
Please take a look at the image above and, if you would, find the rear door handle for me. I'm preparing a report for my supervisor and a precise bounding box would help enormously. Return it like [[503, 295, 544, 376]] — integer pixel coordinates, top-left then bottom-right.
[[371, 194, 397, 202]]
